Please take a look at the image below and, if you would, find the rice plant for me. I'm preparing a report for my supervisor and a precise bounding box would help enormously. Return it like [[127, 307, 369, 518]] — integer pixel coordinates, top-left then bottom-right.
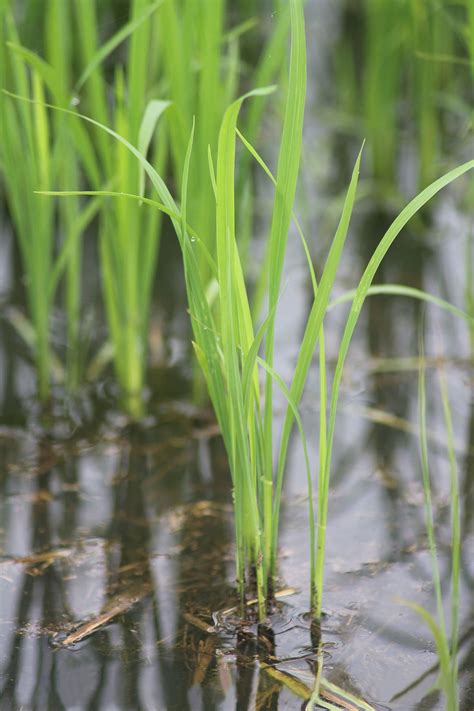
[[3, 0, 291, 415], [74, 0, 169, 419], [22, 0, 474, 625], [0, 1, 133, 402], [0, 1, 86, 400], [25, 0, 316, 612], [335, 0, 470, 191], [74, 0, 289, 416]]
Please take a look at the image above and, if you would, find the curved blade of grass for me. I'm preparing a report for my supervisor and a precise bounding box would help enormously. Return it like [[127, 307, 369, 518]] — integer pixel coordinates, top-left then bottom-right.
[[308, 701, 340, 711], [236, 127, 318, 297], [329, 284, 474, 325], [437, 366, 461, 671], [315, 159, 474, 619], [5, 91, 184, 239], [6, 44, 101, 186], [263, 0, 306, 563], [216, 86, 275, 352], [319, 679, 376, 711], [138, 99, 171, 198], [398, 600, 452, 700], [86, 341, 114, 381], [7, 42, 58, 96], [223, 17, 258, 44], [257, 356, 315, 594], [271, 146, 363, 574], [38, 188, 217, 280]]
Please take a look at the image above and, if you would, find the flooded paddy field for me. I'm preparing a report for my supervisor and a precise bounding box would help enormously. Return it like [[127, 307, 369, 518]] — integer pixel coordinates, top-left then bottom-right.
[[1, 1, 473, 709]]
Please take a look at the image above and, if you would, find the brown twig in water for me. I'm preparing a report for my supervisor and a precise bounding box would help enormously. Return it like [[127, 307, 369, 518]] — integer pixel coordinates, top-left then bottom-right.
[[54, 583, 152, 646]]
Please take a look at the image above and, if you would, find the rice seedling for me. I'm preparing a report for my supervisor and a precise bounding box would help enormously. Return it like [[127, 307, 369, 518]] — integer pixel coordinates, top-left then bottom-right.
[[0, 0, 123, 401], [19, 0, 318, 613], [3, 0, 291, 415], [74, 0, 289, 416], [23, 0, 474, 626], [73, 0, 168, 419], [397, 342, 462, 711], [25, 0, 474, 636], [334, 0, 470, 192], [151, 0, 292, 402], [0, 1, 84, 400], [5, 1, 196, 414]]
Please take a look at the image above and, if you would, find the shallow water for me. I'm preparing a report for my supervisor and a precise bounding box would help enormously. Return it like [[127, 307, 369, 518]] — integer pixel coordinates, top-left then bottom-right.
[[1, 1, 473, 709], [0, 365, 473, 710]]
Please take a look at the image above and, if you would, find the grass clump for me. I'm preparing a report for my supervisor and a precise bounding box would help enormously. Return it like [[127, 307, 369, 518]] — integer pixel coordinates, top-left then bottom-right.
[[0, 0, 152, 406], [75, 0, 167, 419], [26, 0, 474, 625], [0, 1, 91, 400], [332, 0, 472, 227], [2, 0, 290, 416]]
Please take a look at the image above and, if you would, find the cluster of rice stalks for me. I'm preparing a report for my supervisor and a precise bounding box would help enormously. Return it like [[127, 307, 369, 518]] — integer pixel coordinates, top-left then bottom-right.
[[29, 0, 472, 621], [335, 0, 472, 191], [0, 0, 86, 399], [0, 0, 287, 415]]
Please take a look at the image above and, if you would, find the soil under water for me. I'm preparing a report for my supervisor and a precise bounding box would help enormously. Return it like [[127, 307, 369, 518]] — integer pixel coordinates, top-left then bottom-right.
[[1, 2, 473, 709]]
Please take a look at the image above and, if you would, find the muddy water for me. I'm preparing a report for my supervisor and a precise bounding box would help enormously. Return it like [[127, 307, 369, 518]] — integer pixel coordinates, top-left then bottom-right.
[[0, 354, 473, 710], [1, 231, 473, 711], [1, 2, 474, 710]]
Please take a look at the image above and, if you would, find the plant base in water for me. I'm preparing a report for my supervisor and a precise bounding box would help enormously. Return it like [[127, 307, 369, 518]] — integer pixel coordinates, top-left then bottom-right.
[[183, 598, 375, 711]]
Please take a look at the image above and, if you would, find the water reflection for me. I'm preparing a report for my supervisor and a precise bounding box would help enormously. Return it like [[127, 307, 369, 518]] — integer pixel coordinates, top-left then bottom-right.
[[0, 439, 65, 709], [0, 418, 383, 710], [1, 317, 472, 709]]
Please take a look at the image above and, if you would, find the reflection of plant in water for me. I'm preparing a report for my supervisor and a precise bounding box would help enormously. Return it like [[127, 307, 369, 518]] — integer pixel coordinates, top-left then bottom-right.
[[0, 441, 72, 708]]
